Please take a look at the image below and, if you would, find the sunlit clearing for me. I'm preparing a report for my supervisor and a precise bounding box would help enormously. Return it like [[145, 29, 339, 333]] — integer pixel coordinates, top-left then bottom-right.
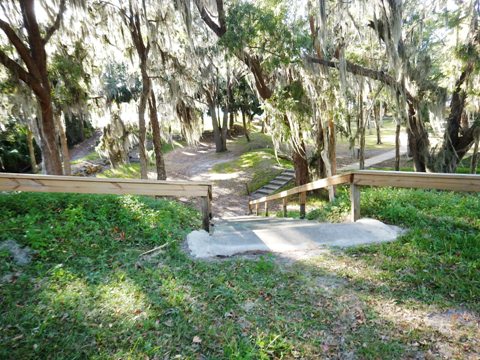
[[96, 277, 149, 322]]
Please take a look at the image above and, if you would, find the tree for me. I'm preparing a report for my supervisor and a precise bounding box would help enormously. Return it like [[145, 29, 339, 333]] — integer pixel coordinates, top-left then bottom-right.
[[307, 0, 480, 173], [0, 0, 77, 174], [193, 0, 311, 185]]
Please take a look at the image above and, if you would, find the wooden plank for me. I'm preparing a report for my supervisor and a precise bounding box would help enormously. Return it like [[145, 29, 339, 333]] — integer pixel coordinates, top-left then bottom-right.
[[249, 173, 352, 205], [350, 183, 360, 222], [0, 173, 211, 186], [201, 196, 210, 232], [0, 173, 212, 198], [353, 171, 480, 192]]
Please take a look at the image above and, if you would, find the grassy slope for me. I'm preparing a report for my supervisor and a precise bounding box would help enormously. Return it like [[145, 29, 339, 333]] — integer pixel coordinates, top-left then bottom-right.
[[212, 133, 293, 194], [279, 187, 480, 310], [1, 189, 479, 358]]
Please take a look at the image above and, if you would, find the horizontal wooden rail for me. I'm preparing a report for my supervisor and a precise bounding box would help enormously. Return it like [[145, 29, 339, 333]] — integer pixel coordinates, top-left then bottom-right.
[[248, 170, 480, 221], [353, 170, 480, 192], [0, 173, 213, 232]]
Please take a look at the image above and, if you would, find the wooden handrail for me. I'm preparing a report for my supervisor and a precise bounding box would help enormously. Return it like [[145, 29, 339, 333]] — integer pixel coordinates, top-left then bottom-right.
[[0, 173, 213, 232], [248, 170, 480, 220]]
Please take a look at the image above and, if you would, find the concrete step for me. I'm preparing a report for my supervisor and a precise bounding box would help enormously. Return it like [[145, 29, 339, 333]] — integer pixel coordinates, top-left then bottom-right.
[[270, 180, 289, 186], [253, 189, 270, 196], [263, 184, 281, 190], [187, 218, 403, 258], [275, 176, 294, 181]]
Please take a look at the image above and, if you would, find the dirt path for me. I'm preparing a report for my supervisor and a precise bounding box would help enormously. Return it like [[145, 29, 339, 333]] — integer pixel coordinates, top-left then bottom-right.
[[70, 130, 102, 161], [163, 132, 410, 218], [163, 139, 251, 218]]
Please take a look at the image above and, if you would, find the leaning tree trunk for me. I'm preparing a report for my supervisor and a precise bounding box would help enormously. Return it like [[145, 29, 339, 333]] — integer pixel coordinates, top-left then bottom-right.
[[148, 92, 166, 180], [137, 70, 150, 179]]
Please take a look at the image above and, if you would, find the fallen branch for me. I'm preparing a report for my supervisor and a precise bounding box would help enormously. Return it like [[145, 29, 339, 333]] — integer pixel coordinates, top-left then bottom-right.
[[139, 241, 172, 257]]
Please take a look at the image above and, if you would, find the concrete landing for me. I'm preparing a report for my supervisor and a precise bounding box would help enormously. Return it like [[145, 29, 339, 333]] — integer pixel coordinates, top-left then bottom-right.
[[187, 216, 403, 258]]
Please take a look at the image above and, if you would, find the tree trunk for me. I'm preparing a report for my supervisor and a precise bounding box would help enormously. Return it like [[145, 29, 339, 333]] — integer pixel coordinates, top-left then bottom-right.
[[148, 92, 166, 180], [314, 106, 326, 179], [406, 102, 428, 172], [209, 97, 225, 152], [395, 120, 401, 171], [328, 116, 336, 176], [38, 96, 64, 175], [221, 107, 228, 151], [55, 112, 71, 175], [374, 101, 382, 144], [26, 127, 38, 173], [470, 130, 479, 174], [229, 110, 234, 130], [293, 141, 309, 186], [138, 81, 149, 179], [359, 93, 366, 170], [242, 110, 250, 142]]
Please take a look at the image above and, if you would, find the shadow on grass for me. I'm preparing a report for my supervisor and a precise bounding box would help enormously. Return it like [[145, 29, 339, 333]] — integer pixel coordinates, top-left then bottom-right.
[[0, 190, 478, 358]]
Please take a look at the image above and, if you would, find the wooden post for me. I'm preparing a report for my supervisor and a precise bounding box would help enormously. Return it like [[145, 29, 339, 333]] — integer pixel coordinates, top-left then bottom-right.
[[264, 201, 269, 217], [201, 196, 211, 232], [282, 198, 287, 217], [248, 203, 252, 215], [350, 183, 360, 222], [299, 192, 306, 219], [255, 203, 259, 216]]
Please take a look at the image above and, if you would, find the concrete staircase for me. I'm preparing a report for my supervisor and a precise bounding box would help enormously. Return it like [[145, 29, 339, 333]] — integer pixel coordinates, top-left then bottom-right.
[[187, 216, 403, 258], [251, 169, 295, 199]]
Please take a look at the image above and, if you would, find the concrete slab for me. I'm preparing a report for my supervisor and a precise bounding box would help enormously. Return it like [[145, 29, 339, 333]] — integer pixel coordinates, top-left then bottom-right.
[[187, 217, 404, 258]]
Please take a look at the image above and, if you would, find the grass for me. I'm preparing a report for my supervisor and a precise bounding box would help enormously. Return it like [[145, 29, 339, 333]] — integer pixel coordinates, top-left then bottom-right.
[[336, 118, 400, 151], [212, 147, 293, 194], [70, 151, 102, 165], [279, 187, 480, 311], [1, 190, 479, 358], [98, 163, 143, 179]]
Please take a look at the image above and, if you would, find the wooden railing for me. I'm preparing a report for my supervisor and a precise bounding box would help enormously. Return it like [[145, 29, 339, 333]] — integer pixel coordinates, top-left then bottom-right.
[[249, 170, 480, 221], [0, 173, 213, 232]]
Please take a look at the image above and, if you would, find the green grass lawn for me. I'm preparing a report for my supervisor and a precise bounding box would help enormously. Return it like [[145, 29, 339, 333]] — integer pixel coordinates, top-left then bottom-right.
[[278, 186, 480, 310], [1, 188, 479, 359]]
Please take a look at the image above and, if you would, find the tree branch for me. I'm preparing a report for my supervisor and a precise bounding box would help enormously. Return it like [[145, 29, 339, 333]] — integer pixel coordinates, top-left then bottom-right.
[[43, 0, 67, 43], [0, 18, 41, 80], [194, 0, 226, 37], [0, 48, 42, 95], [20, 0, 47, 78]]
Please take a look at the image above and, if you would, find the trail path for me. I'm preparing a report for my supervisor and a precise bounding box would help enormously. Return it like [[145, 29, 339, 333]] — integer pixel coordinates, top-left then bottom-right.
[[338, 133, 408, 171], [162, 133, 409, 218], [163, 139, 251, 217]]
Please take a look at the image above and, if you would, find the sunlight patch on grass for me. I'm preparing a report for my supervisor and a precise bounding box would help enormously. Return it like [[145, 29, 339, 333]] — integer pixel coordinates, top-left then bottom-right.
[[98, 163, 143, 179], [212, 148, 293, 193], [71, 151, 102, 164], [96, 276, 149, 322]]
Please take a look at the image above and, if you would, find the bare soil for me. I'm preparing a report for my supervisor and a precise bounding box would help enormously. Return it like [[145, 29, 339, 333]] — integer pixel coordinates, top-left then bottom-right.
[[164, 138, 251, 217]]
